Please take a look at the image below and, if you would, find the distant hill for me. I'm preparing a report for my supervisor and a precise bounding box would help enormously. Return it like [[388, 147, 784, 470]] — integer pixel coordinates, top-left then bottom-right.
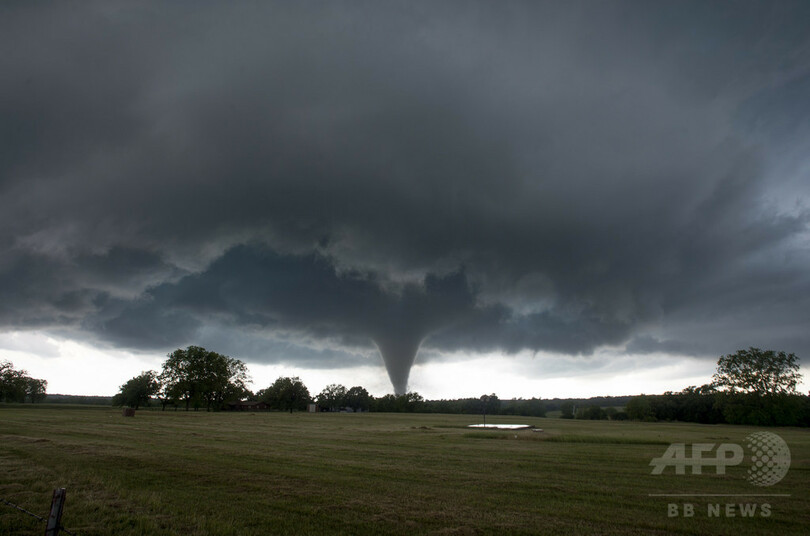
[[45, 394, 113, 405]]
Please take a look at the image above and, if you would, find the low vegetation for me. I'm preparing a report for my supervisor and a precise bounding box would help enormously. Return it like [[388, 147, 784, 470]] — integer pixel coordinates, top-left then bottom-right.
[[1, 408, 808, 535]]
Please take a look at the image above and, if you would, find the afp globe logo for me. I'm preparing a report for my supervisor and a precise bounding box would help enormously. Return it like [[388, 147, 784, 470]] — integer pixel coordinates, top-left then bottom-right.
[[746, 432, 790, 487], [650, 432, 791, 487]]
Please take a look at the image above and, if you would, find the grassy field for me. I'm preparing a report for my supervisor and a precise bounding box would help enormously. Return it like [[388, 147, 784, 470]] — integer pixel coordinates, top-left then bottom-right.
[[1, 407, 808, 535]]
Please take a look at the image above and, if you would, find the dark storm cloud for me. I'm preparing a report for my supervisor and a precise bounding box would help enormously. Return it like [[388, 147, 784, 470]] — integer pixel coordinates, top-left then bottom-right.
[[90, 245, 477, 392], [2, 2, 809, 391], [0, 246, 182, 327]]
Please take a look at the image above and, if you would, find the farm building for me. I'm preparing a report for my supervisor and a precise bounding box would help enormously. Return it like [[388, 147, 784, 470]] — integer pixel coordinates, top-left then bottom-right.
[[227, 401, 269, 411]]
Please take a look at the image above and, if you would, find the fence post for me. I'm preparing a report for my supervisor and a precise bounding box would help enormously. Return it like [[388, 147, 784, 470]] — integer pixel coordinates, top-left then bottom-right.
[[44, 488, 66, 536]]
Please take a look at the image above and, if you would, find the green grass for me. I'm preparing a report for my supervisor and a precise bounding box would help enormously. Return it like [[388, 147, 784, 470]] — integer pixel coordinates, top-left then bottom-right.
[[1, 407, 808, 535]]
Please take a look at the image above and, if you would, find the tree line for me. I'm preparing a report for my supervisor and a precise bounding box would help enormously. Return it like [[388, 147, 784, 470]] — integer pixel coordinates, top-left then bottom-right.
[[113, 346, 808, 427], [623, 348, 809, 426], [0, 361, 47, 403], [113, 346, 544, 415]]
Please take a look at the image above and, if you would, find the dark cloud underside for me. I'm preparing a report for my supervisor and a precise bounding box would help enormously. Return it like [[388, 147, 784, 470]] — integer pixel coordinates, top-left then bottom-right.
[[1, 1, 809, 392]]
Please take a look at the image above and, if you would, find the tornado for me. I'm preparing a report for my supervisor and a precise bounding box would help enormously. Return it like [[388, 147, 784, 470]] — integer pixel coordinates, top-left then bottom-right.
[[367, 269, 473, 394], [373, 333, 424, 395]]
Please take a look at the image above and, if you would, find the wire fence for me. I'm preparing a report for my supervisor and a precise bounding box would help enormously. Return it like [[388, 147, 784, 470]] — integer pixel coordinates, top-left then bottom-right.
[[1, 494, 78, 536]]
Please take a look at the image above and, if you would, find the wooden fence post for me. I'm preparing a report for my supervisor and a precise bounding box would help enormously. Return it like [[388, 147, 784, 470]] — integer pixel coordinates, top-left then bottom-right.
[[44, 488, 66, 536]]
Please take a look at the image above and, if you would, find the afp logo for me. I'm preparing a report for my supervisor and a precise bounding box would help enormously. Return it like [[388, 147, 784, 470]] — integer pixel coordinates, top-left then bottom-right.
[[650, 432, 790, 487]]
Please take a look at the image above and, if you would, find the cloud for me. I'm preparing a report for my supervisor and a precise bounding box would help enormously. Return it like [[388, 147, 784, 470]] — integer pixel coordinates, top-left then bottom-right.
[[0, 331, 61, 359], [1, 2, 809, 393], [87, 246, 479, 393]]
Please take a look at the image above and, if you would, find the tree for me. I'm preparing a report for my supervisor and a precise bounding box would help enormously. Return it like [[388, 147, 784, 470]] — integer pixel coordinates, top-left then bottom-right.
[[678, 385, 723, 424], [576, 404, 606, 420], [259, 376, 311, 413], [112, 371, 160, 409], [344, 386, 371, 412], [713, 348, 802, 396], [1, 361, 47, 403], [479, 393, 501, 416], [198, 353, 250, 410], [369, 392, 424, 412], [559, 401, 574, 419], [1, 361, 27, 402], [502, 397, 545, 417], [397, 391, 424, 412], [371, 393, 397, 412], [626, 395, 654, 421], [25, 378, 48, 403], [159, 346, 251, 411], [317, 383, 348, 412]]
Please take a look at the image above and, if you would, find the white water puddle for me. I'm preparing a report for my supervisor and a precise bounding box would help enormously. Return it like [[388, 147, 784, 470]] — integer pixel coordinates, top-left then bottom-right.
[[467, 424, 533, 430]]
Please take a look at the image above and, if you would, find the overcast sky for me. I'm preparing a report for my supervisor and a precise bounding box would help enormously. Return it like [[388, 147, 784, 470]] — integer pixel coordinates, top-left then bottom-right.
[[2, 1, 809, 398]]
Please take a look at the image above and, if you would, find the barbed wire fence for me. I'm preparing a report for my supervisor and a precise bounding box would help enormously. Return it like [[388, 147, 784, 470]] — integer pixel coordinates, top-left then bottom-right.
[[1, 489, 79, 536]]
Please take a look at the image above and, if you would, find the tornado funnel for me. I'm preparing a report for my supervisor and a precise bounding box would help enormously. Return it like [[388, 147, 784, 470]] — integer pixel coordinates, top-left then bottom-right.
[[373, 333, 423, 395]]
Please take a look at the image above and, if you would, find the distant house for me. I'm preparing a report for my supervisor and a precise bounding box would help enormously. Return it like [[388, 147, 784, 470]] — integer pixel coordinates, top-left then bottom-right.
[[228, 401, 269, 411], [307, 404, 356, 412], [311, 405, 363, 413]]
